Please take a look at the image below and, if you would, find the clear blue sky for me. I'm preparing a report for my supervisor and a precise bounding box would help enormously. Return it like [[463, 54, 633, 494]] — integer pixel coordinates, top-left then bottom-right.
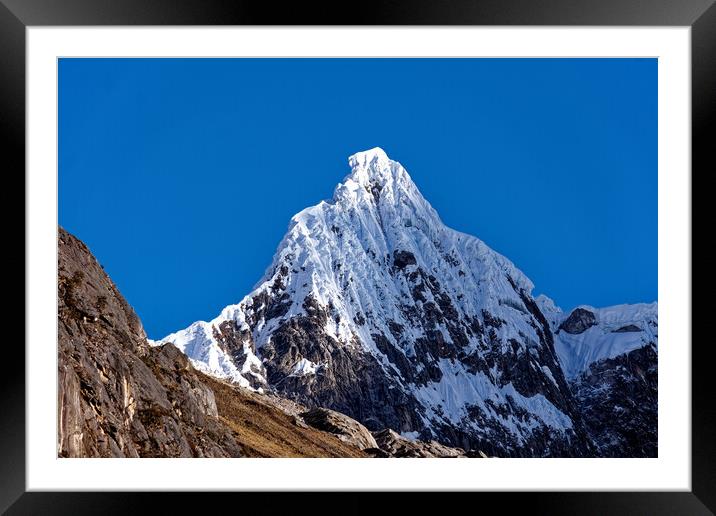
[[59, 58, 657, 339]]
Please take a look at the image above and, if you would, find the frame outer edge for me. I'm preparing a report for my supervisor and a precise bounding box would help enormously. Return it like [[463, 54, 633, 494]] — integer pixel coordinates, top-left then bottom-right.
[[0, 0, 714, 25], [0, 0, 27, 514], [6, 0, 714, 512], [691, 1, 716, 513]]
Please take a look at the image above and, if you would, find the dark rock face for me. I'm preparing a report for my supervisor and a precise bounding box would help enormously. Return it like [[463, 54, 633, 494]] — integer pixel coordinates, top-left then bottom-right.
[[393, 249, 417, 269], [58, 227, 244, 458], [570, 344, 657, 457], [613, 324, 642, 333], [558, 308, 597, 334], [259, 299, 425, 434], [211, 320, 267, 390]]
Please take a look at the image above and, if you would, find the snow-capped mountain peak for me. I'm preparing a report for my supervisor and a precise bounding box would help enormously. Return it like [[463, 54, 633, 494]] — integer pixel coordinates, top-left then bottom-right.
[[347, 147, 393, 180], [330, 147, 441, 234], [154, 148, 655, 457]]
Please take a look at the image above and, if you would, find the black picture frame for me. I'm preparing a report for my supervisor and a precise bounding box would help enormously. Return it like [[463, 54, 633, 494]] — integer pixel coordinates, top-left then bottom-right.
[[3, 1, 713, 513]]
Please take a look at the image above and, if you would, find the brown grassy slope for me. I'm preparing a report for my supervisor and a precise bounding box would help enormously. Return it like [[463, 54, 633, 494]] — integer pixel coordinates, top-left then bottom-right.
[[200, 374, 367, 458]]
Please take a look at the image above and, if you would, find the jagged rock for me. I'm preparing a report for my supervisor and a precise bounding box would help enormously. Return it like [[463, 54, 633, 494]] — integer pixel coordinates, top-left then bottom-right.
[[372, 429, 466, 458], [570, 344, 657, 457], [300, 408, 379, 450], [558, 308, 597, 334]]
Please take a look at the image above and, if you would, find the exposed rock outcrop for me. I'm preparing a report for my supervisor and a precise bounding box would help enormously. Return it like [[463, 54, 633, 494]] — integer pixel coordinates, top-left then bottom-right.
[[58, 227, 243, 457], [300, 408, 379, 450], [557, 308, 597, 335], [371, 429, 466, 458]]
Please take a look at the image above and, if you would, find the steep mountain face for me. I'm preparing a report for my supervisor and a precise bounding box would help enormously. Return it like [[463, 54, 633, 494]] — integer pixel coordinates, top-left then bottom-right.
[[571, 344, 657, 457], [158, 148, 599, 457], [58, 227, 244, 457], [538, 299, 658, 457]]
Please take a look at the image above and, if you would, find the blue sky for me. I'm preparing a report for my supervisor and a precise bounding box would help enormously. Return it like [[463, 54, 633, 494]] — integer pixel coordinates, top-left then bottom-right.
[[59, 58, 657, 339]]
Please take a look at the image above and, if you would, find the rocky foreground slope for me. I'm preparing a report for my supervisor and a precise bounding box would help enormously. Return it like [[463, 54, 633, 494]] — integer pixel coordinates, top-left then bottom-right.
[[58, 227, 467, 458]]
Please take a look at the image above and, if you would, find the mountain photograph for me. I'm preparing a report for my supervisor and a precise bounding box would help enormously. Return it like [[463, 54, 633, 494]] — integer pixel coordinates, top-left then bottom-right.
[[58, 58, 657, 458]]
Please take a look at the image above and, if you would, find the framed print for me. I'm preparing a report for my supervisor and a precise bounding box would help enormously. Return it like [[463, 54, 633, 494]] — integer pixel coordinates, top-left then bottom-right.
[[3, 0, 714, 513]]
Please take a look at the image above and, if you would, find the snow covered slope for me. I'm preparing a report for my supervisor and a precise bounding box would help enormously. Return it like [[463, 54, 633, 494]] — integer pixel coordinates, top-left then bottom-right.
[[157, 148, 628, 456], [535, 296, 658, 457], [537, 297, 658, 379], [156, 320, 266, 390]]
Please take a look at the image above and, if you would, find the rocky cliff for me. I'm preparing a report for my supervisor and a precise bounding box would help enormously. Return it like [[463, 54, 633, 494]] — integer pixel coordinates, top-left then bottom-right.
[[58, 227, 245, 457]]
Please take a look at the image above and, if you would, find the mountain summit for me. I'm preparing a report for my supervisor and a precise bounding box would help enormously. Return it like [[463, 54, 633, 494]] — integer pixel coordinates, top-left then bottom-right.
[[157, 148, 655, 457]]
